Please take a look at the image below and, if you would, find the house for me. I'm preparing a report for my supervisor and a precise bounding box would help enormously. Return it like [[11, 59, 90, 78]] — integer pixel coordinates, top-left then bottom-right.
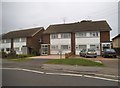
[[0, 27, 44, 55], [112, 34, 120, 56], [41, 20, 112, 55]]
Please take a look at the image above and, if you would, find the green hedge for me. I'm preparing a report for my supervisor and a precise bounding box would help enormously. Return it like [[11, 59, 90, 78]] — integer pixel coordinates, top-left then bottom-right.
[[16, 54, 33, 58]]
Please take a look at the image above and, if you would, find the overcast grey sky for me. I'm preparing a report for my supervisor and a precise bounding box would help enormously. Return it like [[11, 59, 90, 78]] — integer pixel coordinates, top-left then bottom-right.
[[2, 1, 119, 40]]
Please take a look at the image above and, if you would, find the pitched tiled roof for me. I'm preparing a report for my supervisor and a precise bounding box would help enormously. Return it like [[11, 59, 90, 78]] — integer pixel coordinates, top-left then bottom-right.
[[2, 27, 44, 39], [44, 20, 112, 34]]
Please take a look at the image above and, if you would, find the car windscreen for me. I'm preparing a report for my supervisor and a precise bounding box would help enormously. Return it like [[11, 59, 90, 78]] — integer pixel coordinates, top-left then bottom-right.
[[106, 49, 115, 52], [88, 49, 95, 52]]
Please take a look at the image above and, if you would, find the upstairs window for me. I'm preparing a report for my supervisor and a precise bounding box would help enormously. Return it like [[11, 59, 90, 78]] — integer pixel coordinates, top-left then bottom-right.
[[6, 39, 11, 43], [21, 38, 26, 42], [76, 32, 86, 37], [14, 38, 20, 42], [51, 34, 58, 39], [90, 32, 99, 37], [61, 33, 71, 38]]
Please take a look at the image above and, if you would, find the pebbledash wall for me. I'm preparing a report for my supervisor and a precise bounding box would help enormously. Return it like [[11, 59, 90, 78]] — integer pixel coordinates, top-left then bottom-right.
[[50, 33, 71, 54], [49, 32, 101, 55], [75, 31, 100, 55], [1, 38, 27, 54]]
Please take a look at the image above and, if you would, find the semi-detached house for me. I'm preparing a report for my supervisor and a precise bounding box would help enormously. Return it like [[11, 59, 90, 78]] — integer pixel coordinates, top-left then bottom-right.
[[1, 27, 44, 55], [41, 20, 112, 55]]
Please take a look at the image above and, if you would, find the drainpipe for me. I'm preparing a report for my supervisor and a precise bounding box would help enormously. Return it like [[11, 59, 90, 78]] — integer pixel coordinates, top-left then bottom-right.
[[10, 38, 14, 53]]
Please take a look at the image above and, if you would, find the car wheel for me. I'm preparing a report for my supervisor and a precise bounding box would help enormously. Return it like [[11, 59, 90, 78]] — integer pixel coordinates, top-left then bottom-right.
[[94, 56, 97, 58]]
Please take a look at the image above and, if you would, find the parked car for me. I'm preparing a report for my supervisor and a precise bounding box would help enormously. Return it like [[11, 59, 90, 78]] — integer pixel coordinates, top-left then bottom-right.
[[79, 49, 97, 58], [101, 49, 117, 58]]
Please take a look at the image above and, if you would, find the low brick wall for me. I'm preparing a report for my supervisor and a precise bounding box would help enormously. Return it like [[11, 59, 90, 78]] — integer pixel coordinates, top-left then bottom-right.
[[65, 52, 74, 58]]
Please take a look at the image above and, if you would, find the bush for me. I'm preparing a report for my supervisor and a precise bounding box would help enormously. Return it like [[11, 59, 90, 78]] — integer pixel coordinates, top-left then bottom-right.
[[7, 50, 16, 58], [17, 54, 33, 58], [0, 51, 7, 58], [31, 50, 39, 56]]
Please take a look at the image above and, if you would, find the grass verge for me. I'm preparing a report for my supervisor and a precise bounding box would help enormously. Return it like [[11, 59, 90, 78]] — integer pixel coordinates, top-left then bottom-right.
[[46, 58, 104, 67]]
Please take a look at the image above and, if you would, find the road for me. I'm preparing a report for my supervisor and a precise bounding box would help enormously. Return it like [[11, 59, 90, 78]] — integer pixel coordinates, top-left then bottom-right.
[[2, 69, 118, 86]]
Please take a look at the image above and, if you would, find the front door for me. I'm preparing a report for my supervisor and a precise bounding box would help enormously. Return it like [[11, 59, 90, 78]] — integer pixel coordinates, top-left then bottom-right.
[[41, 44, 48, 55]]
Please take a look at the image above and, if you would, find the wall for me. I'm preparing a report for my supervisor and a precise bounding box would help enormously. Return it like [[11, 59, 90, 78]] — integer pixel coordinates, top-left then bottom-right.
[[113, 37, 120, 48], [75, 32, 100, 55], [42, 34, 50, 54], [50, 33, 71, 54], [100, 31, 110, 42], [27, 29, 44, 54]]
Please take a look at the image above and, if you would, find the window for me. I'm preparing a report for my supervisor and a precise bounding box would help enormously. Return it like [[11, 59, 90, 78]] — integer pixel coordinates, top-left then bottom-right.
[[61, 45, 69, 50], [76, 32, 86, 37], [61, 33, 71, 38], [51, 45, 58, 50], [21, 38, 26, 42], [14, 47, 19, 51], [79, 45, 87, 50], [14, 38, 20, 42], [90, 32, 99, 37], [51, 34, 58, 39], [6, 39, 11, 43], [2, 39, 6, 43], [6, 48, 10, 51], [90, 45, 96, 49]]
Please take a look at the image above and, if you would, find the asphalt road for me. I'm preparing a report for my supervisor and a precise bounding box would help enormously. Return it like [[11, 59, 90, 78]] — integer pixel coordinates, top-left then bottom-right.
[[2, 69, 118, 86]]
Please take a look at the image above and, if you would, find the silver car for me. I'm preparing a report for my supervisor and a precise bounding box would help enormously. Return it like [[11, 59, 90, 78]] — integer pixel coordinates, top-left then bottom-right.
[[79, 49, 97, 58]]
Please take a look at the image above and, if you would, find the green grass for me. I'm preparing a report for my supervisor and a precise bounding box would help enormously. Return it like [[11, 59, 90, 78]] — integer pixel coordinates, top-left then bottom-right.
[[6, 58, 34, 62], [46, 58, 104, 67]]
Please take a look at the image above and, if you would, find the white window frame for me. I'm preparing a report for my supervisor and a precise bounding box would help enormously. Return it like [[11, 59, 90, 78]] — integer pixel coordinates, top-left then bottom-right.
[[21, 38, 26, 42], [90, 32, 99, 37], [6, 39, 11, 43], [61, 33, 71, 38], [61, 45, 70, 50], [51, 45, 58, 50], [76, 32, 86, 37], [78, 45, 87, 51], [14, 38, 20, 43], [51, 34, 58, 39]]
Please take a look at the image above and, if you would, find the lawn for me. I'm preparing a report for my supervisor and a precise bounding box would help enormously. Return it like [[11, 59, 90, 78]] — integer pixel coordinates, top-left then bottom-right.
[[46, 58, 104, 66]]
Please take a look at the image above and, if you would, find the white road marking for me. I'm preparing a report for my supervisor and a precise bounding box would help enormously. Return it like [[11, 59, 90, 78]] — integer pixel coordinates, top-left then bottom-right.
[[1, 68, 44, 74], [19, 69, 44, 74], [46, 72, 83, 77], [1, 67, 119, 82], [84, 75, 119, 82]]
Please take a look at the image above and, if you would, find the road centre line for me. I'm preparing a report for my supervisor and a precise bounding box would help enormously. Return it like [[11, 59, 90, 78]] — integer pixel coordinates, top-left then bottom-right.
[[1, 67, 119, 82]]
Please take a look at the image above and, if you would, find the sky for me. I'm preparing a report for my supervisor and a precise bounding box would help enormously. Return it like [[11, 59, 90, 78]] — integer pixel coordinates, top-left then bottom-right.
[[1, 0, 119, 40]]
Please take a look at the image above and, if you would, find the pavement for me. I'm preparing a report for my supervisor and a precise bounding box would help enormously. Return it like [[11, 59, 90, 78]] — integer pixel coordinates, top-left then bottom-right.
[[2, 55, 119, 79]]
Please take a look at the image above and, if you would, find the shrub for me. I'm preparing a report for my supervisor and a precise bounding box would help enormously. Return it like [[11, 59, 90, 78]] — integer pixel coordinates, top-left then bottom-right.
[[0, 51, 7, 58], [17, 54, 33, 58], [7, 50, 16, 58]]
